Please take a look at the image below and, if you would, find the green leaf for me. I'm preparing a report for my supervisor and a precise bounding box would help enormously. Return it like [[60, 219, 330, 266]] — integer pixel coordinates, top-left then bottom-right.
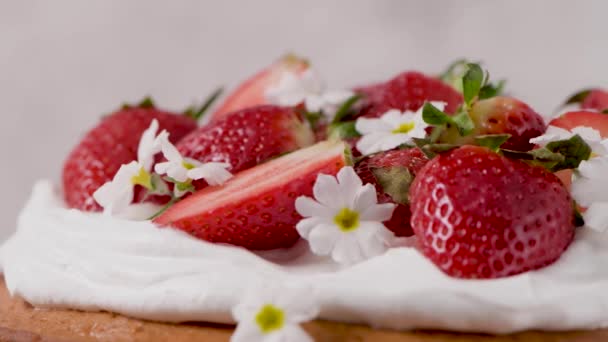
[[574, 204, 585, 227], [303, 111, 323, 130], [478, 79, 506, 100], [148, 197, 179, 220], [332, 95, 362, 123], [344, 145, 355, 166], [185, 87, 224, 121], [501, 147, 565, 171], [475, 134, 511, 151], [451, 111, 475, 136], [371, 166, 413, 205], [563, 89, 592, 106], [462, 63, 484, 106], [328, 121, 361, 140], [422, 102, 452, 125], [545, 134, 592, 170]]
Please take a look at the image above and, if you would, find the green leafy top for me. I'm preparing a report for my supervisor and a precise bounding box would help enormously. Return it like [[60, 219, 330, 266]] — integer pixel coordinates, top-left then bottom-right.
[[184, 87, 224, 121]]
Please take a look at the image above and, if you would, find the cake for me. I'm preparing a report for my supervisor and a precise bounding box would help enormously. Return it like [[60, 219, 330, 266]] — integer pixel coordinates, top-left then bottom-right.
[[2, 55, 608, 341]]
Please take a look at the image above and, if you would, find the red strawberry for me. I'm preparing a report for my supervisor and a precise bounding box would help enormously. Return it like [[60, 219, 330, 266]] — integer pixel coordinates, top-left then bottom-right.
[[441, 96, 546, 151], [410, 145, 574, 279], [355, 71, 463, 118], [154, 140, 347, 250], [564, 88, 608, 112], [549, 110, 608, 137], [63, 104, 197, 211], [210, 55, 309, 121], [176, 105, 314, 186], [355, 148, 429, 237], [581, 89, 608, 111]]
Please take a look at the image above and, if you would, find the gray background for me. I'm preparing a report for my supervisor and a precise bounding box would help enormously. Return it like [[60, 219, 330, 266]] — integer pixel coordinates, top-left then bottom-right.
[[1, 0, 606, 241]]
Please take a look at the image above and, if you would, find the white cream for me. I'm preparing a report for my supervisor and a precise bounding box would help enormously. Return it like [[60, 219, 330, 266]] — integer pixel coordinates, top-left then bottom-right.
[[2, 180, 608, 333]]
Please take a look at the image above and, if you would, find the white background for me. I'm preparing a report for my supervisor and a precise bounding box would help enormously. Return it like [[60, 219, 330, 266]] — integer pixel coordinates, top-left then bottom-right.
[[1, 0, 606, 241]]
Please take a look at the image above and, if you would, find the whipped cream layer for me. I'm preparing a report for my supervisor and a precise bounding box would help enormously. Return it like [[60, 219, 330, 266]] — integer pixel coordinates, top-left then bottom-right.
[[2, 180, 608, 333]]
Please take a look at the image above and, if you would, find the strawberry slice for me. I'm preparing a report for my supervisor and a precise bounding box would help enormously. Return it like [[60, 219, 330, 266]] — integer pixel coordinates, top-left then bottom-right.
[[154, 140, 347, 250], [210, 54, 309, 121], [549, 110, 608, 137]]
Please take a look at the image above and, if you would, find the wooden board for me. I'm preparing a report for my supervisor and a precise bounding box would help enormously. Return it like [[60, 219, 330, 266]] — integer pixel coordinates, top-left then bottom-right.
[[1, 277, 606, 342]]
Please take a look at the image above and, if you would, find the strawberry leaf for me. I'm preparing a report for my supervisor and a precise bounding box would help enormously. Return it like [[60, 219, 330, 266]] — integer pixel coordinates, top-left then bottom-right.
[[478, 79, 506, 100], [328, 121, 361, 140], [563, 89, 592, 106], [475, 134, 511, 151], [422, 102, 452, 125], [545, 134, 592, 170], [462, 63, 484, 106], [451, 111, 475, 136], [185, 87, 224, 121], [371, 166, 413, 205], [421, 143, 459, 158], [332, 95, 362, 124], [501, 148, 565, 170]]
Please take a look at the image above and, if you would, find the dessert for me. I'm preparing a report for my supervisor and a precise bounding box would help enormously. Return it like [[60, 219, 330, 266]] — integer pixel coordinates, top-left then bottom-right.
[[2, 55, 608, 341]]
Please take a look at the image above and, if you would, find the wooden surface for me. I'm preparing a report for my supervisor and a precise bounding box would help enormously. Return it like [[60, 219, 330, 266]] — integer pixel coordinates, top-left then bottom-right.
[[1, 277, 607, 342]]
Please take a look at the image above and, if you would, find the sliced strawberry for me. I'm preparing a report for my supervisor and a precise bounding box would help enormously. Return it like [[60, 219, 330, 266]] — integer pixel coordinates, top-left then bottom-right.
[[177, 105, 314, 188], [549, 110, 608, 137], [210, 54, 309, 121], [355, 71, 463, 118], [564, 88, 608, 112], [154, 141, 347, 250], [62, 105, 197, 211], [355, 148, 429, 237], [410, 145, 574, 279]]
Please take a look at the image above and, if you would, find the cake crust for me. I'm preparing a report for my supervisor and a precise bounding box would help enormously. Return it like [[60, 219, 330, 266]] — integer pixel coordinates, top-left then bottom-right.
[[1, 277, 607, 342]]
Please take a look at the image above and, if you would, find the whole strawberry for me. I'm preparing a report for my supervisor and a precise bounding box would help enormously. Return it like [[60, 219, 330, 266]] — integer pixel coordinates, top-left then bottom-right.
[[356, 71, 464, 118], [176, 105, 314, 186], [154, 141, 347, 250], [410, 145, 574, 279], [62, 102, 197, 211], [441, 96, 546, 151], [355, 148, 429, 237], [210, 54, 309, 121], [563, 88, 608, 112]]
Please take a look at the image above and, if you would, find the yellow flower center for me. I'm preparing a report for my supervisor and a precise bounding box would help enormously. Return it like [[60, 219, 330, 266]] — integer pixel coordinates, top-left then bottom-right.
[[334, 207, 360, 232], [255, 304, 285, 334], [131, 167, 153, 190], [182, 161, 196, 170], [391, 122, 415, 134]]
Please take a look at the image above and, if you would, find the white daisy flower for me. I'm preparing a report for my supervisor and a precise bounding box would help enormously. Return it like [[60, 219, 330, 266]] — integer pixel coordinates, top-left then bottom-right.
[[93, 120, 164, 214], [295, 166, 396, 265], [530, 125, 608, 156], [355, 103, 442, 156], [231, 283, 318, 342], [571, 157, 608, 232], [154, 132, 233, 195], [93, 161, 144, 215], [265, 69, 355, 121]]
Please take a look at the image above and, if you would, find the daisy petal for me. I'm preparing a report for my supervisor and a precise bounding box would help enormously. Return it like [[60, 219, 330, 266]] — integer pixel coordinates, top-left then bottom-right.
[[584, 202, 608, 232], [353, 184, 380, 213], [313, 174, 341, 208], [355, 117, 392, 135], [295, 197, 333, 218], [360, 202, 396, 222], [307, 224, 341, 255], [332, 234, 364, 264]]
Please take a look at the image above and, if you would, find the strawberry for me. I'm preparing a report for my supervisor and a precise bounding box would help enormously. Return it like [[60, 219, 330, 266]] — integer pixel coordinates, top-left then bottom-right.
[[355, 148, 429, 237], [62, 103, 197, 211], [563, 88, 608, 112], [549, 110, 608, 137], [409, 145, 574, 279], [210, 54, 309, 121], [440, 96, 546, 151], [176, 105, 314, 187], [355, 71, 463, 118], [154, 140, 347, 250]]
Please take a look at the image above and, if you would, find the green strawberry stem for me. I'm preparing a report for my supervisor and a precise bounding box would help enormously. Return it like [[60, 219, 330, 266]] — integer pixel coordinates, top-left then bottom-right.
[[186, 87, 224, 121], [332, 94, 362, 124]]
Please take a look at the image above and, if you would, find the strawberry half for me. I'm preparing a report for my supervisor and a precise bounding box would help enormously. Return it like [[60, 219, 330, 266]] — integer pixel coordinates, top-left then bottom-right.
[[355, 148, 429, 237], [176, 105, 315, 187], [549, 110, 608, 137], [210, 54, 309, 121], [154, 140, 347, 250], [62, 104, 197, 211], [355, 71, 463, 118], [410, 145, 574, 279]]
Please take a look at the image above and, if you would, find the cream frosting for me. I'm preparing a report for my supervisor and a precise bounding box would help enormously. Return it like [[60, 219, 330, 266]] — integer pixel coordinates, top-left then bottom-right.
[[2, 180, 608, 333]]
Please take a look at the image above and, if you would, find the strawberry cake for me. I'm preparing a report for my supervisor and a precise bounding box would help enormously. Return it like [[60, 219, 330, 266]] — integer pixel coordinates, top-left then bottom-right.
[[2, 55, 608, 341]]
